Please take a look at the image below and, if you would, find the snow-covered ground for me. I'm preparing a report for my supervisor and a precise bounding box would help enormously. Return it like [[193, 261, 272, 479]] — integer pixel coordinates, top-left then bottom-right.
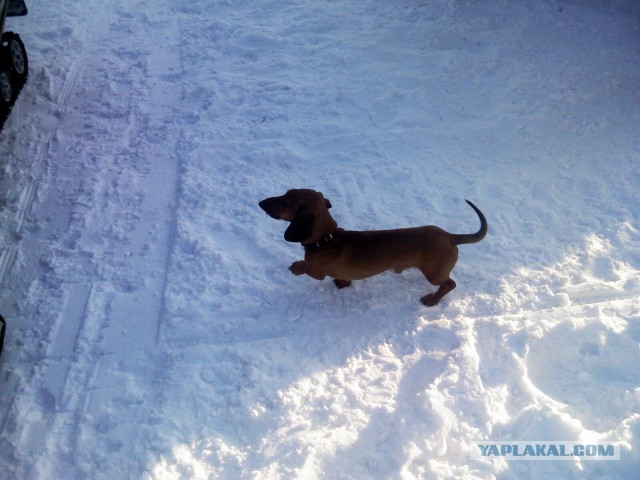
[[0, 0, 639, 478]]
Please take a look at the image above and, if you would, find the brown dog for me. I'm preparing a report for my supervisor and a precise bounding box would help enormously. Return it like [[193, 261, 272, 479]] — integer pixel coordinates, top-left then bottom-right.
[[259, 189, 487, 306]]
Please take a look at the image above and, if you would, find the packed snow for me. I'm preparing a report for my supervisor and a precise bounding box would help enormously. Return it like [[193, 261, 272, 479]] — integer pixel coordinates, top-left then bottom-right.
[[0, 0, 639, 479]]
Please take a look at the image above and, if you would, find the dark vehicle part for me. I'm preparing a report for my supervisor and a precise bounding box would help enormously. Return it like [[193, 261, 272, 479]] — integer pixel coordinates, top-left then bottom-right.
[[0, 0, 28, 130], [0, 315, 5, 357]]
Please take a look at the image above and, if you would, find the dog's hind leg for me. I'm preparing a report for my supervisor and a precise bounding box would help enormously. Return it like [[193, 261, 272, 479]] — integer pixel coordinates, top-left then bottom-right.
[[420, 278, 456, 306], [420, 259, 456, 307]]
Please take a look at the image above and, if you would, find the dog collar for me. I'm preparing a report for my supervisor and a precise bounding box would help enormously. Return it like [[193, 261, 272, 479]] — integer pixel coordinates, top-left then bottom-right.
[[303, 231, 338, 250]]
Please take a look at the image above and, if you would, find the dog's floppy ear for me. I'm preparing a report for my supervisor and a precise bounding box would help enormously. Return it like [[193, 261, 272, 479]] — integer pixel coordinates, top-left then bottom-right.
[[316, 190, 331, 209], [284, 207, 314, 243]]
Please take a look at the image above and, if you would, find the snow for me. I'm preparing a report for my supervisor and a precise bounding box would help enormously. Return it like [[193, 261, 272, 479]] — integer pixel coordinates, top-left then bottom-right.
[[0, 0, 639, 478]]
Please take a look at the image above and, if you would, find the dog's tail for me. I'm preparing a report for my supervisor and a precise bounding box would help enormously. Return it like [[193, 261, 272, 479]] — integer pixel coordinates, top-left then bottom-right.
[[451, 200, 488, 245]]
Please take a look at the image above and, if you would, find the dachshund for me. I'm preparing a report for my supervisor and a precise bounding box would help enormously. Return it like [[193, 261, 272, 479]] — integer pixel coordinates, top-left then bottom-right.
[[259, 189, 487, 306]]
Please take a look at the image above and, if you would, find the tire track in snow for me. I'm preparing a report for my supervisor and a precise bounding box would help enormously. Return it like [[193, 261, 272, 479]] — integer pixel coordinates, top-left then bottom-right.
[[25, 2, 186, 477], [56, 49, 88, 108]]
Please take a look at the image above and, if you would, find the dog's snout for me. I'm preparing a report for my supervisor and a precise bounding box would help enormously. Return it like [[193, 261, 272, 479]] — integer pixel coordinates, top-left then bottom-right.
[[259, 197, 274, 212], [259, 197, 282, 219]]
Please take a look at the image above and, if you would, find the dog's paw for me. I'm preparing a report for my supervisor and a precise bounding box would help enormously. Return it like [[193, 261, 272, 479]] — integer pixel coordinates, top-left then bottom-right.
[[333, 279, 352, 289], [289, 261, 306, 276], [420, 293, 439, 307]]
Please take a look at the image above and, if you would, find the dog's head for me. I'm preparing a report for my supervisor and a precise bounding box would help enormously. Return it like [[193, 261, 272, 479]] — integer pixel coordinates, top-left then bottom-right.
[[259, 189, 336, 244]]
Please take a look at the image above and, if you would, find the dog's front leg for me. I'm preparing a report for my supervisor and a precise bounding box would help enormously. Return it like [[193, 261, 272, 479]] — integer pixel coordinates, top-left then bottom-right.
[[289, 261, 326, 280], [289, 261, 307, 276]]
